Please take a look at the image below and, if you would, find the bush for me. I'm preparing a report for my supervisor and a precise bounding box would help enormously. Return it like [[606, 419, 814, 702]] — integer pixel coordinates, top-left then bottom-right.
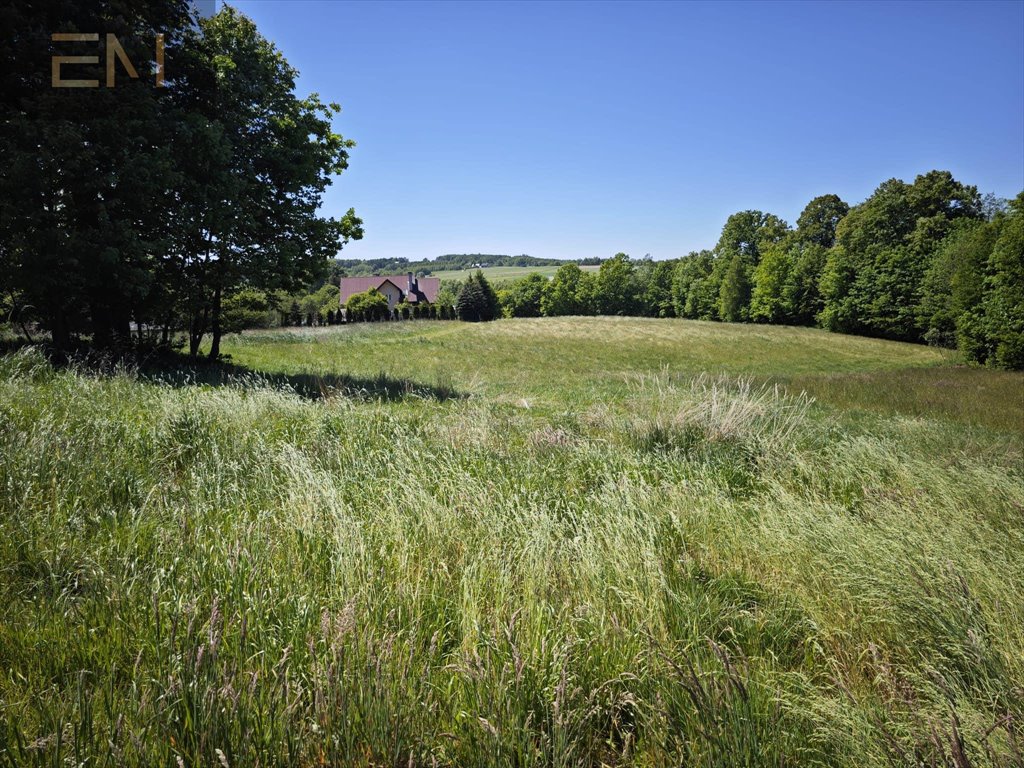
[[346, 289, 389, 322], [222, 288, 275, 333]]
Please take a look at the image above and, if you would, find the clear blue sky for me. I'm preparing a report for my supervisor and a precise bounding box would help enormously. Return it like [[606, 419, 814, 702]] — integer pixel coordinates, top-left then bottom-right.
[[231, 0, 1023, 262]]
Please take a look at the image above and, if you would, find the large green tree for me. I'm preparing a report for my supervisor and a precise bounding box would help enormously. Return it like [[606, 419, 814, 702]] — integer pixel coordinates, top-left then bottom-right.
[[958, 193, 1024, 368], [0, 0, 195, 349], [498, 273, 547, 318], [750, 195, 848, 324], [670, 250, 716, 319], [173, 6, 362, 357], [456, 271, 499, 322], [820, 171, 982, 341], [0, 2, 361, 355], [595, 253, 639, 316], [712, 210, 789, 322]]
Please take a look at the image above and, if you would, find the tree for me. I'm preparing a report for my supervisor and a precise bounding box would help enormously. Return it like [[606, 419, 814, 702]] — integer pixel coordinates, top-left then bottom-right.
[[174, 6, 362, 358], [784, 243, 830, 326], [541, 263, 593, 316], [0, 3, 362, 355], [346, 289, 387, 321], [917, 219, 995, 347], [719, 253, 753, 322], [222, 288, 274, 333], [713, 211, 790, 322], [795, 194, 849, 248], [671, 251, 716, 319], [595, 253, 639, 315], [0, 0, 196, 349], [436, 282, 459, 317], [457, 271, 498, 322], [749, 237, 794, 323], [635, 257, 676, 318], [498, 273, 547, 318], [821, 171, 981, 341], [963, 193, 1024, 368]]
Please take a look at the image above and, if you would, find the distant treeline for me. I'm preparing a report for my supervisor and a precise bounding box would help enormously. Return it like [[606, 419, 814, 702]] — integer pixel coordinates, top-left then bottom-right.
[[487, 171, 1024, 370], [333, 254, 603, 277]]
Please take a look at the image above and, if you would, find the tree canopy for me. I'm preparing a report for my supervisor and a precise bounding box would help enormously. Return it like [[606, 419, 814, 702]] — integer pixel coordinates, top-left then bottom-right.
[[1, 1, 361, 357]]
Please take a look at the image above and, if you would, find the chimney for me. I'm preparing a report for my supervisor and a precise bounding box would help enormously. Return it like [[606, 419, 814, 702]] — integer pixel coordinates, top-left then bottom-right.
[[407, 272, 414, 294]]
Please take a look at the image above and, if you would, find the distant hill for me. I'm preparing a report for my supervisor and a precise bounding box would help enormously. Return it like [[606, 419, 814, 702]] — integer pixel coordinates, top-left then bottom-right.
[[333, 254, 603, 277]]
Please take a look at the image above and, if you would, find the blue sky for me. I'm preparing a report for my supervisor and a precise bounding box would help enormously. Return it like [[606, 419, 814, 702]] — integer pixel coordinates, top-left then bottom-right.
[[230, 0, 1024, 262]]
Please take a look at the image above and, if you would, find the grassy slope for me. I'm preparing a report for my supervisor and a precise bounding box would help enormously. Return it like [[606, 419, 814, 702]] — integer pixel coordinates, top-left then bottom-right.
[[1, 319, 1022, 767], [220, 317, 1021, 433]]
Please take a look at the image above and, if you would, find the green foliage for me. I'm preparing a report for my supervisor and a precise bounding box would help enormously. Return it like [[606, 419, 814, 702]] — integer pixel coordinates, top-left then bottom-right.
[[596, 253, 640, 315], [749, 239, 794, 323], [960, 194, 1024, 368], [0, 3, 361, 356], [714, 211, 790, 322], [820, 172, 982, 342], [346, 288, 389, 321], [221, 288, 275, 333], [635, 258, 677, 318], [795, 194, 849, 247], [540, 263, 595, 316], [456, 271, 499, 322], [671, 251, 717, 319], [918, 220, 995, 347], [497, 273, 548, 318]]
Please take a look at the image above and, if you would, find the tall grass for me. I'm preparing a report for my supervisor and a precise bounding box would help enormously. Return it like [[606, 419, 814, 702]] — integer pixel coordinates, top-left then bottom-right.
[[0, 346, 1021, 766]]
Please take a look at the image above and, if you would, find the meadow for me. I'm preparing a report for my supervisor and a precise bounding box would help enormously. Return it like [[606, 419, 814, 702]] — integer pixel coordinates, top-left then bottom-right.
[[1, 317, 1022, 767]]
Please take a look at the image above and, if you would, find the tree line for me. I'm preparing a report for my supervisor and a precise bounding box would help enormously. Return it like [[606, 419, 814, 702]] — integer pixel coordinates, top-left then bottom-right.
[[489, 172, 1023, 369], [331, 253, 602, 278], [1, 1, 361, 358]]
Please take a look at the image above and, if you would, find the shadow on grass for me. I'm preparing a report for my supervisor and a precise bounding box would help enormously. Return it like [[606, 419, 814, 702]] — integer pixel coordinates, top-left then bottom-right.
[[143, 356, 465, 402], [0, 340, 464, 403]]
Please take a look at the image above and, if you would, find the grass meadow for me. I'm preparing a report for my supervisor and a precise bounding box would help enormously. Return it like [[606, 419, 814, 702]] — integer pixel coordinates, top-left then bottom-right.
[[1, 317, 1022, 766]]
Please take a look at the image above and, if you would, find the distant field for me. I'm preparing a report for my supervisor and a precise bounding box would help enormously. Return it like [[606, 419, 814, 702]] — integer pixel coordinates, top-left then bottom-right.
[[426, 264, 599, 282], [2, 317, 1022, 766]]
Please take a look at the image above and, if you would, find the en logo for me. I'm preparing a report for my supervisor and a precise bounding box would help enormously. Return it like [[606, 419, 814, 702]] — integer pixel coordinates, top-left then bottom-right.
[[51, 33, 165, 88]]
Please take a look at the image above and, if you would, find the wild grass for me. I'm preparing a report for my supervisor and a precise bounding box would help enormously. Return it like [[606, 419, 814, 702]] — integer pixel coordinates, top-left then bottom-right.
[[1, 319, 1022, 766], [219, 317, 1018, 433]]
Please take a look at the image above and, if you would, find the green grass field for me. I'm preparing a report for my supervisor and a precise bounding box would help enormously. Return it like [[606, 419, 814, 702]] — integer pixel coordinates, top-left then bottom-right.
[[426, 264, 599, 282], [1, 318, 1022, 767]]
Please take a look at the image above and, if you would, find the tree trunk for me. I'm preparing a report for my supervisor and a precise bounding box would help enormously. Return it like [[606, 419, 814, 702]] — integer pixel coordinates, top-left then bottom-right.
[[189, 305, 208, 357], [208, 282, 222, 360], [50, 307, 70, 351], [90, 301, 113, 350]]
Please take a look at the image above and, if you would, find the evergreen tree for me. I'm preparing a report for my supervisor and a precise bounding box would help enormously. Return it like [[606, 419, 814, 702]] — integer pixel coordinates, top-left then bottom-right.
[[456, 271, 498, 322]]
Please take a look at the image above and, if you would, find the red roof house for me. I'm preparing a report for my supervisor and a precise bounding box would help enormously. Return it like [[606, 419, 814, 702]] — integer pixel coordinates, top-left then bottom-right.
[[339, 272, 440, 312]]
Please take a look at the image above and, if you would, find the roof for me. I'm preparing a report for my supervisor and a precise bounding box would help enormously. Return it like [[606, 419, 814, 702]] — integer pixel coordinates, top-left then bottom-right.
[[339, 275, 441, 305]]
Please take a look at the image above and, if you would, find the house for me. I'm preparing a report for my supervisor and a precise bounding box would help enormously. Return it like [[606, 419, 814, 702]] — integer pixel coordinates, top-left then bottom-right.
[[339, 272, 441, 316]]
